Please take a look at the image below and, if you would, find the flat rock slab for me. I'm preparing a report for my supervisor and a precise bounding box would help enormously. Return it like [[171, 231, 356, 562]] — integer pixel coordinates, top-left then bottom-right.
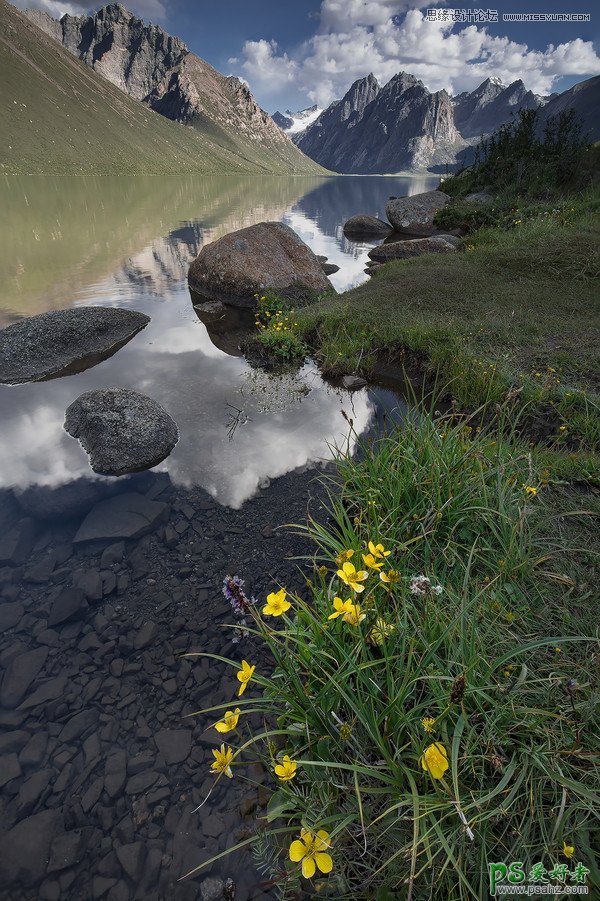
[[155, 728, 192, 765], [188, 221, 334, 308], [74, 492, 170, 543], [368, 236, 457, 262], [343, 214, 392, 238], [0, 307, 150, 384], [64, 388, 179, 476], [0, 646, 49, 708], [385, 190, 450, 236]]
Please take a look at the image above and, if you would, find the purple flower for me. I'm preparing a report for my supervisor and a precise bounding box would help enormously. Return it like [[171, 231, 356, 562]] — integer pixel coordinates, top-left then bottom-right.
[[223, 575, 256, 617]]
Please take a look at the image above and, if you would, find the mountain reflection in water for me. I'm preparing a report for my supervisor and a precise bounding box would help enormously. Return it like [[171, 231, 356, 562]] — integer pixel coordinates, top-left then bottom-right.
[[0, 175, 429, 506]]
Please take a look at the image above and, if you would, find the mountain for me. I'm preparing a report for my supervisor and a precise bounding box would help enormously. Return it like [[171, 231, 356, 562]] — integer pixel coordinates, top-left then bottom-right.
[[7, 1, 322, 174], [297, 72, 464, 173], [272, 105, 323, 136], [453, 77, 540, 137], [295, 69, 595, 173], [538, 74, 600, 142]]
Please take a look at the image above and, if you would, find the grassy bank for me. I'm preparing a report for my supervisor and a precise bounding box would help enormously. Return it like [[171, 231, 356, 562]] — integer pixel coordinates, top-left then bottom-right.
[[184, 113, 599, 900], [187, 409, 599, 899], [296, 190, 599, 482]]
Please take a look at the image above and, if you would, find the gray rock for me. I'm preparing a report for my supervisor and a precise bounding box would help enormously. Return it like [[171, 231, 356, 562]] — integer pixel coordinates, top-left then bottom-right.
[[431, 233, 462, 247], [47, 830, 85, 873], [0, 518, 39, 566], [188, 221, 334, 308], [105, 749, 127, 799], [19, 732, 48, 768], [0, 730, 29, 755], [0, 809, 64, 887], [385, 190, 450, 235], [19, 675, 68, 710], [133, 621, 159, 651], [343, 214, 392, 238], [0, 601, 25, 632], [201, 877, 224, 901], [0, 752, 21, 787], [341, 375, 368, 390], [0, 646, 49, 708], [16, 478, 121, 520], [115, 842, 147, 879], [464, 191, 493, 204], [368, 236, 457, 262], [0, 307, 149, 385], [47, 588, 88, 627], [154, 729, 192, 765], [15, 768, 54, 817], [74, 492, 170, 543], [321, 262, 340, 275], [58, 709, 98, 743], [64, 388, 179, 477]]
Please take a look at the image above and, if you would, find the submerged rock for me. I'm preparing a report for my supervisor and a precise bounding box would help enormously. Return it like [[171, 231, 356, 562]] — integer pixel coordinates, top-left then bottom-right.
[[0, 307, 150, 385], [385, 190, 450, 236], [188, 221, 334, 308], [64, 388, 179, 476], [368, 236, 457, 262], [343, 214, 392, 238], [73, 492, 170, 543]]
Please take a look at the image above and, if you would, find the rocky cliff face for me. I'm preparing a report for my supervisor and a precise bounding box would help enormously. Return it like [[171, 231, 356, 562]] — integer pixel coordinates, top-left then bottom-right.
[[538, 74, 600, 142], [454, 77, 540, 137], [297, 72, 464, 172], [59, 4, 187, 101], [26, 3, 293, 150]]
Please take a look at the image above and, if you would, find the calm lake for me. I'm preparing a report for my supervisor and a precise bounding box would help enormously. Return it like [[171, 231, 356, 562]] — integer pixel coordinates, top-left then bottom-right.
[[0, 173, 437, 507], [0, 174, 437, 901]]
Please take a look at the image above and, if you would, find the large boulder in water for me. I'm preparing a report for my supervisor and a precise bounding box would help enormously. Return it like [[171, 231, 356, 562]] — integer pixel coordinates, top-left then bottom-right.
[[64, 388, 179, 476], [0, 307, 150, 384], [187, 221, 334, 308], [385, 190, 450, 236], [343, 214, 392, 238]]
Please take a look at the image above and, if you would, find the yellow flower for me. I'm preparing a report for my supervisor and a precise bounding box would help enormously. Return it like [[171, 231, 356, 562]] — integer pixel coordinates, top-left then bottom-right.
[[562, 841, 575, 860], [210, 744, 234, 778], [236, 660, 255, 696], [337, 561, 368, 593], [262, 588, 291, 617], [523, 485, 538, 496], [368, 540, 391, 560], [554, 646, 562, 654], [328, 597, 354, 620], [274, 754, 297, 781], [379, 569, 401, 584], [362, 553, 384, 570], [335, 549, 354, 567], [343, 603, 366, 627], [420, 742, 449, 780], [214, 708, 241, 733], [421, 717, 436, 734], [368, 618, 396, 646], [289, 829, 333, 879], [504, 611, 516, 623]]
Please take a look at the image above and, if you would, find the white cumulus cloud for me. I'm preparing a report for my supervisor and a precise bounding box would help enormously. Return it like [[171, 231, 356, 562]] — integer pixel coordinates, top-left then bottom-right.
[[234, 2, 600, 108]]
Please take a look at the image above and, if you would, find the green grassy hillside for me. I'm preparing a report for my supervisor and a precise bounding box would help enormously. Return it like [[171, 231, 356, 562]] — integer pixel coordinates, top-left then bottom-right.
[[0, 0, 325, 175]]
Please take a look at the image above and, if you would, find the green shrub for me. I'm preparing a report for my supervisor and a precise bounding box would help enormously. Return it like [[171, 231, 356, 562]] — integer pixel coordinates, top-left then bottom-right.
[[185, 412, 599, 899], [253, 292, 307, 364], [443, 108, 592, 198]]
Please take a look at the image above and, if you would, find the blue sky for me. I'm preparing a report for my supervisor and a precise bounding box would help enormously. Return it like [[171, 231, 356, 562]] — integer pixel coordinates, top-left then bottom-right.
[[14, 0, 600, 112]]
